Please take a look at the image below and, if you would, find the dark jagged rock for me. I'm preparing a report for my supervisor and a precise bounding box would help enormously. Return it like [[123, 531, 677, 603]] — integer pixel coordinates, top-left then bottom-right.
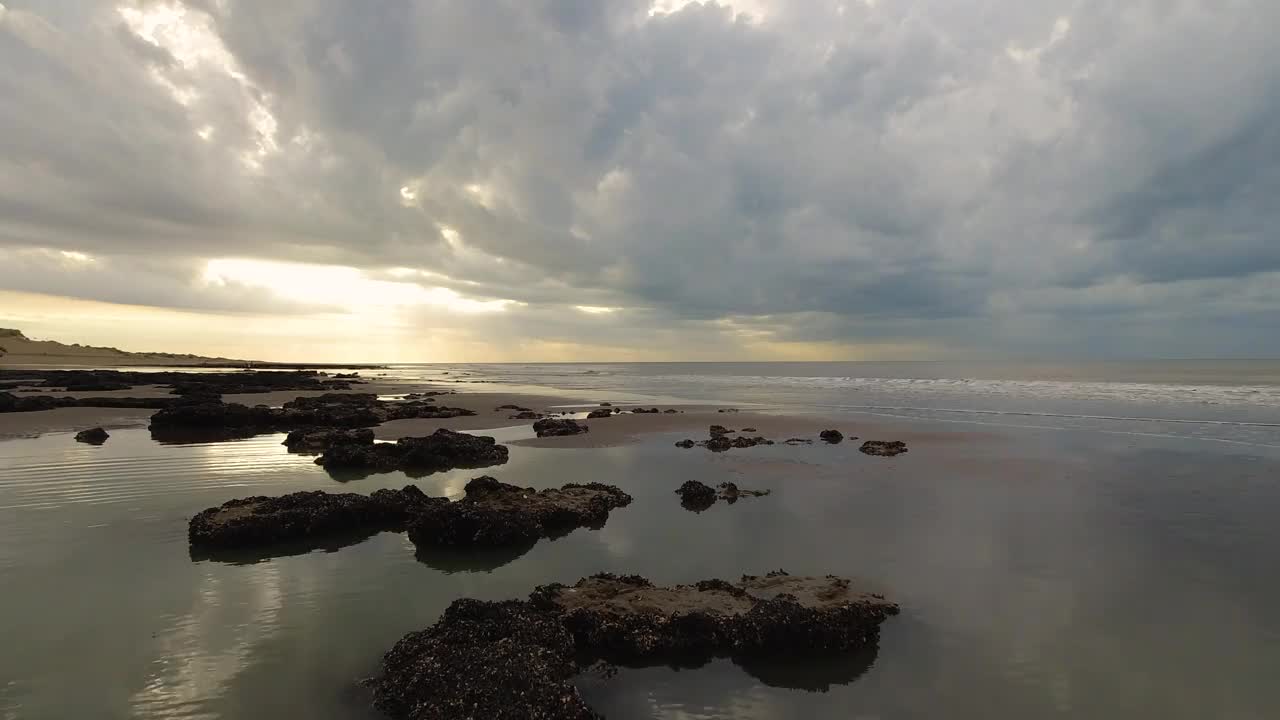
[[860, 440, 908, 457], [674, 439, 696, 449], [533, 418, 589, 437], [741, 427, 758, 432], [369, 572, 897, 720], [510, 410, 542, 420], [785, 437, 813, 445], [585, 409, 612, 419], [675, 480, 718, 511], [718, 408, 740, 413], [74, 427, 110, 445], [709, 424, 734, 437], [820, 429, 844, 444], [631, 407, 660, 414], [729, 436, 774, 449], [406, 476, 632, 549], [495, 404, 532, 412], [599, 402, 612, 407], [664, 408, 680, 414], [283, 427, 374, 452], [188, 485, 444, 550], [316, 429, 509, 475]]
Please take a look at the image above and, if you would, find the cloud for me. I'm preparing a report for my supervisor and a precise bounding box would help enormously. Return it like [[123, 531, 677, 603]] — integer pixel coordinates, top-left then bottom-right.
[[1, 0, 1277, 359]]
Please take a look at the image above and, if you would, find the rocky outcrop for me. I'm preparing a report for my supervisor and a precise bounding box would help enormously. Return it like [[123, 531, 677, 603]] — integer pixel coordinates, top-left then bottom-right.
[[860, 440, 908, 457], [630, 407, 661, 414], [820, 429, 844, 444], [369, 572, 898, 720], [510, 410, 542, 420], [674, 439, 696, 449], [148, 393, 476, 441], [585, 409, 612, 419], [532, 418, 589, 437], [316, 429, 509, 475], [716, 481, 771, 502], [188, 486, 444, 550], [189, 477, 631, 559], [74, 427, 109, 444], [283, 427, 374, 452], [709, 424, 733, 436], [406, 476, 633, 549], [0, 368, 356, 396]]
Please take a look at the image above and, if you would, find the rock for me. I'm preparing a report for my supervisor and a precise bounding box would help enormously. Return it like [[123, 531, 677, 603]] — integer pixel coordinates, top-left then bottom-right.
[[532, 418, 589, 438], [188, 485, 443, 550], [599, 402, 612, 407], [674, 439, 696, 449], [585, 409, 612, 419], [631, 407, 660, 414], [718, 408, 740, 413], [369, 572, 897, 720], [407, 476, 633, 549], [729, 436, 774, 449], [860, 440, 908, 457], [820, 429, 844, 444], [283, 427, 374, 452], [316, 429, 509, 475], [677, 480, 770, 510], [741, 427, 758, 432], [149, 393, 476, 441], [709, 424, 734, 436], [664, 408, 679, 414], [675, 480, 718, 511], [495, 404, 532, 412], [785, 437, 813, 445], [717, 481, 770, 502], [333, 372, 360, 379], [509, 411, 542, 420], [703, 436, 733, 452], [74, 427, 110, 445]]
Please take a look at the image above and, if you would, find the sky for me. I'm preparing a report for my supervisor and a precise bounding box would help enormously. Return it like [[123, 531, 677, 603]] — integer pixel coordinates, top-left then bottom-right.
[[1, 0, 1278, 362]]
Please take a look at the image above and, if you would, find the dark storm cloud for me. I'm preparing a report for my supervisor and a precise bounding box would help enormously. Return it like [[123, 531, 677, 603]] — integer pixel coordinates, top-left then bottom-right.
[[1, 0, 1278, 355]]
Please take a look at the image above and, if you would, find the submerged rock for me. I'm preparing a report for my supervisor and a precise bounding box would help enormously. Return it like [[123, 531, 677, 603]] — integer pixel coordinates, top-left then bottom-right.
[[717, 481, 771, 503], [188, 485, 443, 550], [316, 429, 509, 475], [407, 476, 632, 549], [785, 437, 813, 445], [585, 409, 613, 419], [74, 427, 110, 445], [709, 424, 734, 436], [509, 410, 542, 420], [820, 429, 844, 444], [369, 572, 897, 720], [674, 439, 696, 449], [532, 418, 589, 437], [860, 440, 908, 457]]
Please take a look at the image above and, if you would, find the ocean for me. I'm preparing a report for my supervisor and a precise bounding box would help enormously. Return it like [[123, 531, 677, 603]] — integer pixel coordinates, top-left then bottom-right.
[[1, 360, 1278, 719]]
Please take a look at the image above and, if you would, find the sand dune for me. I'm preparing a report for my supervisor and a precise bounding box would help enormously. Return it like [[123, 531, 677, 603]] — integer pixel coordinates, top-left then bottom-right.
[[0, 328, 243, 367]]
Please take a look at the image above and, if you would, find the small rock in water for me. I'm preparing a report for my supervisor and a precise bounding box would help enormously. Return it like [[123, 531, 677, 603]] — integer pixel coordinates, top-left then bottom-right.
[[674, 439, 696, 449], [785, 437, 814, 445], [820, 429, 844, 444], [860, 440, 908, 457], [599, 402, 612, 407], [586, 409, 612, 419], [74, 427, 109, 445], [741, 427, 757, 432], [709, 424, 734, 436]]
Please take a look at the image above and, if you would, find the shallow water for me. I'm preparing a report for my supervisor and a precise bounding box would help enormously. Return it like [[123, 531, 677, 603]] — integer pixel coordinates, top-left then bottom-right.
[[2, 411, 1279, 719]]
